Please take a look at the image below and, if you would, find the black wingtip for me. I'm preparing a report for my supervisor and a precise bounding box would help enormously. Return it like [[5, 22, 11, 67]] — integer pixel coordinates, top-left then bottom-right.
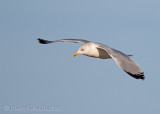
[[127, 55, 133, 57], [124, 71, 145, 80], [37, 38, 49, 44]]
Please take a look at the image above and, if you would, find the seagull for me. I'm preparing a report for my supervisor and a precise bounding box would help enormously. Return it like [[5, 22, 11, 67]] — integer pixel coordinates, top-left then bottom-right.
[[37, 38, 145, 80]]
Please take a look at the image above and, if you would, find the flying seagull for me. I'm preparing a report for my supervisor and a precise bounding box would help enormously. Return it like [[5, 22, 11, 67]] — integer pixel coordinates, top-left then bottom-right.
[[37, 38, 145, 80]]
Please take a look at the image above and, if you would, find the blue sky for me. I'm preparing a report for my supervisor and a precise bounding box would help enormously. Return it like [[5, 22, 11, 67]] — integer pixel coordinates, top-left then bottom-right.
[[0, 0, 160, 114]]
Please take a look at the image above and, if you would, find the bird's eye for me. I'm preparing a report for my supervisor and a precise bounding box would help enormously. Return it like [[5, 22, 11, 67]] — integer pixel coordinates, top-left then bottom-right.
[[80, 48, 84, 51]]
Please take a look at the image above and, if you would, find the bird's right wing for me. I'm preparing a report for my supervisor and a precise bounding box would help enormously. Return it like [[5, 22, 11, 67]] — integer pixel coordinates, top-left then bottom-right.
[[37, 38, 90, 44]]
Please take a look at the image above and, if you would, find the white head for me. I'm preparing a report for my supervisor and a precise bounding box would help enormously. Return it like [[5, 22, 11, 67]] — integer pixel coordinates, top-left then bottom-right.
[[73, 43, 99, 58], [73, 44, 89, 56]]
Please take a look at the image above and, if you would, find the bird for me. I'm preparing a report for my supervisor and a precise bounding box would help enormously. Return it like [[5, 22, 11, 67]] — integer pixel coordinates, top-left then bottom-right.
[[37, 38, 145, 80]]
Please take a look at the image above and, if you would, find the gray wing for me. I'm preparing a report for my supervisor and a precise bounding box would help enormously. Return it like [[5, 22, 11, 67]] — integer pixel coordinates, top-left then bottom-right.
[[37, 38, 90, 44], [97, 44, 145, 80]]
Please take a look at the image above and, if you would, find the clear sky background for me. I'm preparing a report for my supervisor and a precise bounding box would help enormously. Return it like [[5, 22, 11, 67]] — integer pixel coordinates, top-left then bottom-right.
[[0, 0, 160, 114]]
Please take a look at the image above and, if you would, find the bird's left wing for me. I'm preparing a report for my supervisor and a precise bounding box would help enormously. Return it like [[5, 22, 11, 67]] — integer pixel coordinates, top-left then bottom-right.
[[97, 44, 145, 80]]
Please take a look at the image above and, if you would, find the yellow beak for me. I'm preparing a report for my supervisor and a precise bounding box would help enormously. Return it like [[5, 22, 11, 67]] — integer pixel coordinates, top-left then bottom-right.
[[73, 52, 79, 57]]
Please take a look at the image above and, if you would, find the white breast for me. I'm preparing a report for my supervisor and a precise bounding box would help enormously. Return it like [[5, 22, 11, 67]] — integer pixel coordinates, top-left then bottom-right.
[[82, 43, 111, 59]]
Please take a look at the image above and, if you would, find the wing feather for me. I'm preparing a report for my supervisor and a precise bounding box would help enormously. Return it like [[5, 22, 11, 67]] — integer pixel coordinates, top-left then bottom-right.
[[37, 38, 90, 44], [97, 44, 145, 80]]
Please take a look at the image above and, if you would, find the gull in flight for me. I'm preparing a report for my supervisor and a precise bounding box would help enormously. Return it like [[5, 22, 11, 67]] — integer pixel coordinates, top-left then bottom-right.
[[37, 38, 145, 80]]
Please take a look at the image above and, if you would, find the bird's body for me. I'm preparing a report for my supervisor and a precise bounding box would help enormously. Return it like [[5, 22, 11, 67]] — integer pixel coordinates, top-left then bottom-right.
[[37, 38, 145, 80], [77, 42, 110, 59]]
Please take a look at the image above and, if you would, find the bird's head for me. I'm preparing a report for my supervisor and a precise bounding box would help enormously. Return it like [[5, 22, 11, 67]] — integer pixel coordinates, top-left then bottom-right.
[[73, 45, 89, 57], [73, 43, 98, 57]]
